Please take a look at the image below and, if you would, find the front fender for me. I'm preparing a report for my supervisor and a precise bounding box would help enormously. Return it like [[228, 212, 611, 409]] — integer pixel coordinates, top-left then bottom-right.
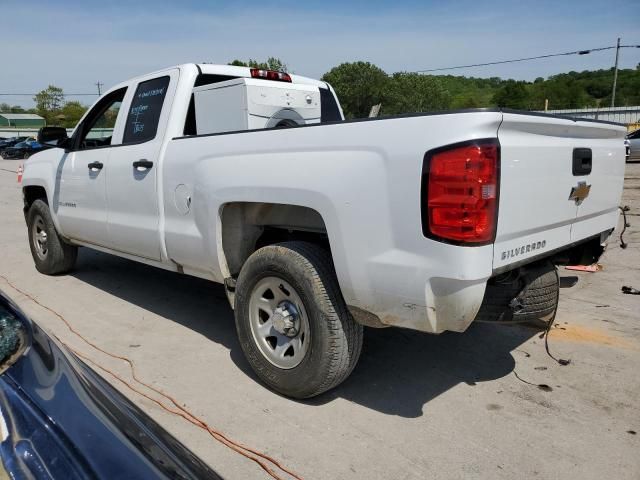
[[21, 149, 66, 235]]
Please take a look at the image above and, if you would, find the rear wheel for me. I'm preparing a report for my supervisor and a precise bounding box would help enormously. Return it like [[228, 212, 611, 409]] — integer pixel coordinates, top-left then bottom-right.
[[23, 152, 30, 159], [27, 199, 77, 275], [234, 241, 363, 398]]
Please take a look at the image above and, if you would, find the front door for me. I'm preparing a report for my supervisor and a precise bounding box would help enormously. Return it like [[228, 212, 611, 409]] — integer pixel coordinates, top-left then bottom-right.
[[55, 88, 127, 246]]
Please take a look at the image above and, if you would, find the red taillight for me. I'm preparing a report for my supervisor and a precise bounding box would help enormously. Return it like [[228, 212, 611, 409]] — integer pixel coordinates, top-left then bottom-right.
[[250, 68, 292, 82], [422, 140, 499, 244]]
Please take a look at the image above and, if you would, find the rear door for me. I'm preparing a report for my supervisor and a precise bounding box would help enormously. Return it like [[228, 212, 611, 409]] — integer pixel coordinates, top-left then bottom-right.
[[105, 70, 179, 260]]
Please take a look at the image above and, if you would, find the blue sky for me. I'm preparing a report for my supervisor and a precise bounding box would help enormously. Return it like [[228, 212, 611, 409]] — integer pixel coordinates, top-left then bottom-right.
[[1, 0, 638, 107]]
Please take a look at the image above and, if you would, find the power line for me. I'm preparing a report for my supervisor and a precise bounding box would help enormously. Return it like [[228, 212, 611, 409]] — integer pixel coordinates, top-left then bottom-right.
[[414, 44, 640, 73], [1, 43, 639, 99]]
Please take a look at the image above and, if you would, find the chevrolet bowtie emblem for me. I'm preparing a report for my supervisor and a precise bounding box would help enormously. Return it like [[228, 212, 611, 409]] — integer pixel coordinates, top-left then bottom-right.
[[569, 181, 591, 205]]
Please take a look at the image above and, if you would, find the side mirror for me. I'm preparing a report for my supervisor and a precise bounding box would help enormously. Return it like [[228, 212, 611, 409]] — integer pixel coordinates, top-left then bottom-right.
[[37, 126, 68, 146]]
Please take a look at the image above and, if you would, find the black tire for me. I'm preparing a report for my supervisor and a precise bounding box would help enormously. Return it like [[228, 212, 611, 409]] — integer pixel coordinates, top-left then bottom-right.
[[234, 241, 363, 399], [475, 261, 559, 328], [23, 152, 30, 160], [27, 199, 77, 275]]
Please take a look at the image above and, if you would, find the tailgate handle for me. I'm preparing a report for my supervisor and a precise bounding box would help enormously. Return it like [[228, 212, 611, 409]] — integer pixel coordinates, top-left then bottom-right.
[[572, 148, 592, 176]]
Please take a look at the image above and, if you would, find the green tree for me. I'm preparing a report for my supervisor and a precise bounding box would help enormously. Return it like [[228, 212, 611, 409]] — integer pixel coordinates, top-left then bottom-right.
[[228, 57, 288, 72], [33, 85, 65, 125], [454, 95, 481, 108], [492, 81, 531, 109], [59, 101, 88, 128], [384, 73, 450, 114], [0, 103, 26, 113], [322, 61, 389, 118]]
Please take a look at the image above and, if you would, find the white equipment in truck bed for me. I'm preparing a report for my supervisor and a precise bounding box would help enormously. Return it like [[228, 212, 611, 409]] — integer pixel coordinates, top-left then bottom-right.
[[193, 77, 321, 135]]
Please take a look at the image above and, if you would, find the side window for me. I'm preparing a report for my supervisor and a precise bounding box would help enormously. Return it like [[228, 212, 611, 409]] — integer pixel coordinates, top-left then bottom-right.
[[77, 88, 126, 150], [320, 87, 342, 122], [123, 76, 170, 144]]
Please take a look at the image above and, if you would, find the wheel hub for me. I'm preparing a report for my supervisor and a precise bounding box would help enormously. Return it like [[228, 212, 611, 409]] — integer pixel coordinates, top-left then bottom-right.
[[248, 277, 310, 369], [32, 216, 48, 260], [271, 301, 300, 337]]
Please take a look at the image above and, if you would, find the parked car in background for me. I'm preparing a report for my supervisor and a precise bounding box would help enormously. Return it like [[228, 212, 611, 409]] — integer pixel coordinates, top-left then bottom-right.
[[1, 139, 49, 159], [627, 129, 640, 162], [0, 289, 222, 480], [0, 137, 29, 155]]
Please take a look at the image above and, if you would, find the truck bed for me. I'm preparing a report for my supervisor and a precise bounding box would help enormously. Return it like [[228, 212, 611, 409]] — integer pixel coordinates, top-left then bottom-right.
[[161, 108, 626, 333]]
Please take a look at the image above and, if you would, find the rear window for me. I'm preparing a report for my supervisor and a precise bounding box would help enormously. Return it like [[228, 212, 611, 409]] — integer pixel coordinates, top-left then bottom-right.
[[320, 87, 342, 123], [124, 76, 170, 144]]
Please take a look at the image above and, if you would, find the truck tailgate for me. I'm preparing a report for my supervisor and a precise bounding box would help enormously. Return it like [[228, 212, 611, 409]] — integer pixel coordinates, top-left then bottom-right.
[[493, 113, 626, 270]]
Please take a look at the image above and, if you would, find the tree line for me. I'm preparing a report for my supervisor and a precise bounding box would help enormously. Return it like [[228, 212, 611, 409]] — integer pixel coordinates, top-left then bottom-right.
[[233, 58, 640, 118], [1, 85, 88, 128], [2, 59, 639, 125]]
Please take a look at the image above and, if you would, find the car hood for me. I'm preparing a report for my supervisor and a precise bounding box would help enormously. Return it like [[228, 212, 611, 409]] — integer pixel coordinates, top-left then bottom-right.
[[0, 293, 222, 480]]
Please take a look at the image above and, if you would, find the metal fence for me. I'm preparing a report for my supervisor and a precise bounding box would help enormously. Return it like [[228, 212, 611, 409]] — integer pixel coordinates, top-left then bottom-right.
[[534, 106, 640, 130], [0, 128, 114, 139]]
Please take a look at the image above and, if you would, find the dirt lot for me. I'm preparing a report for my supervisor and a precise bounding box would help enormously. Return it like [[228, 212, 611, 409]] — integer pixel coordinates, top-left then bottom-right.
[[1, 159, 639, 480]]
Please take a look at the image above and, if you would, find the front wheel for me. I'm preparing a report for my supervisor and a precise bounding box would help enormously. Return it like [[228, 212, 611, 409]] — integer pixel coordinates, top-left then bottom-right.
[[27, 199, 77, 275], [234, 242, 363, 399]]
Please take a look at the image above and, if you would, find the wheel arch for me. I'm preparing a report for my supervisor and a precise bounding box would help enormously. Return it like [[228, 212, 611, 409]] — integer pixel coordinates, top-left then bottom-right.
[[22, 185, 48, 214], [219, 202, 331, 278]]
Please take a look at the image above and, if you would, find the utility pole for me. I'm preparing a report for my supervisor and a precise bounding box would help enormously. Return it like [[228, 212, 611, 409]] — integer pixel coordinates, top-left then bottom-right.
[[611, 37, 620, 108], [95, 81, 104, 96]]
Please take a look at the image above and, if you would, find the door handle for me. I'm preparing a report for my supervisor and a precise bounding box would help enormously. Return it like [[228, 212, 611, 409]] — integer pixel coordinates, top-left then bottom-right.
[[88, 161, 103, 171], [133, 159, 153, 170]]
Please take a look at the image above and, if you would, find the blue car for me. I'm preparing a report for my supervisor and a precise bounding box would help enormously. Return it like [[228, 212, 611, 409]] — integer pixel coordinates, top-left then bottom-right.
[[0, 137, 29, 156], [0, 291, 222, 479], [1, 139, 49, 160]]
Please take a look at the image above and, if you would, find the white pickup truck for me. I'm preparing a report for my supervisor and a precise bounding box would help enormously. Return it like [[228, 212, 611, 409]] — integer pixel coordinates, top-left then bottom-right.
[[22, 63, 626, 398]]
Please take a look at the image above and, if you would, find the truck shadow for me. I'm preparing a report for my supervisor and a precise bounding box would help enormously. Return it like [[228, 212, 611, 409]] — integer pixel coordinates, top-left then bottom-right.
[[309, 323, 536, 417], [71, 249, 538, 419]]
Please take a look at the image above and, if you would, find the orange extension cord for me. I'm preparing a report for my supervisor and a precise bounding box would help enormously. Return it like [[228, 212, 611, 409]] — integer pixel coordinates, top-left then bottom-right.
[[0, 275, 303, 480]]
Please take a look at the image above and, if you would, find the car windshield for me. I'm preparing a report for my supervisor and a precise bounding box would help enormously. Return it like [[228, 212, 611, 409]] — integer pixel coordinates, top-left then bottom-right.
[[0, 303, 25, 372]]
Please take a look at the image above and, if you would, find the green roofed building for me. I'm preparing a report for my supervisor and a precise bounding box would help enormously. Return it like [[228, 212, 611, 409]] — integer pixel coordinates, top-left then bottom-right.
[[0, 113, 46, 128]]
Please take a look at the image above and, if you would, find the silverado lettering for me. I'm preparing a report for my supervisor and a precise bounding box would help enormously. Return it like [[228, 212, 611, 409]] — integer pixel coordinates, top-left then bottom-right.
[[501, 240, 547, 261]]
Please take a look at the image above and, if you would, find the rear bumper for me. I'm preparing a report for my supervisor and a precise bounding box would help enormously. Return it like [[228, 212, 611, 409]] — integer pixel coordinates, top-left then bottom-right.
[[350, 276, 489, 334], [347, 229, 613, 335], [344, 244, 493, 334]]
